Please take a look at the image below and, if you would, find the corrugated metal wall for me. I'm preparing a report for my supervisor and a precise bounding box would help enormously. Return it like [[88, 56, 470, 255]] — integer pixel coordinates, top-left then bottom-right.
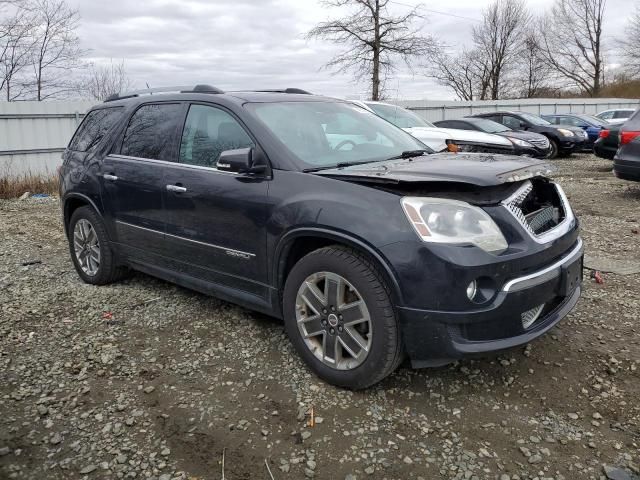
[[1, 97, 639, 177], [397, 97, 640, 123], [0, 100, 95, 176]]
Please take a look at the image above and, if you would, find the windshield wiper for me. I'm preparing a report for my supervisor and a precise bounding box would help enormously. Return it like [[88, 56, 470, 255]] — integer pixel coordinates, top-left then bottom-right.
[[385, 149, 429, 161], [302, 159, 386, 173]]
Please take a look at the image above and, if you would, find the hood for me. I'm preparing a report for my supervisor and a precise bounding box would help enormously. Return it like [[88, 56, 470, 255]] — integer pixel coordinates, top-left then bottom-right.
[[497, 130, 548, 142], [314, 152, 555, 187], [403, 126, 513, 152]]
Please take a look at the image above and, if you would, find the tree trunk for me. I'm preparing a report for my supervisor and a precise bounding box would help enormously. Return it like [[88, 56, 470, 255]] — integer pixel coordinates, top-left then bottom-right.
[[371, 0, 380, 101]]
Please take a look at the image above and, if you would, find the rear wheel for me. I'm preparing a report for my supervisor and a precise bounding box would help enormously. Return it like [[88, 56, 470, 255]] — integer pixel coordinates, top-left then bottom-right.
[[283, 246, 403, 389], [68, 206, 127, 285]]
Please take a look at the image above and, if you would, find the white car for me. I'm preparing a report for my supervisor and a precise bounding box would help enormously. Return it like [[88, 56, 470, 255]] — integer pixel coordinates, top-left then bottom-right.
[[351, 100, 515, 154], [595, 108, 637, 125]]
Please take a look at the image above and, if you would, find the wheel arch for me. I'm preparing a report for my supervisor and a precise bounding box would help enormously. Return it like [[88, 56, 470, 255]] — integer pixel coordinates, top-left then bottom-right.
[[62, 193, 102, 238], [274, 228, 404, 307]]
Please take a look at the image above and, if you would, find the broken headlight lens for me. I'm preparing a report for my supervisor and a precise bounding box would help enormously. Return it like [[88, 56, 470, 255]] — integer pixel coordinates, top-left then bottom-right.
[[401, 197, 508, 253]]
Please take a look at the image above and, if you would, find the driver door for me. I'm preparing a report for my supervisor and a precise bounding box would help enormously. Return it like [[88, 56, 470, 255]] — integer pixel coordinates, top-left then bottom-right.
[[161, 103, 271, 299]]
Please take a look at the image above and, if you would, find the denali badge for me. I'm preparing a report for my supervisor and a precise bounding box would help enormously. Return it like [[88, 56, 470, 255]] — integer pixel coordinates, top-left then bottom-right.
[[225, 250, 251, 259]]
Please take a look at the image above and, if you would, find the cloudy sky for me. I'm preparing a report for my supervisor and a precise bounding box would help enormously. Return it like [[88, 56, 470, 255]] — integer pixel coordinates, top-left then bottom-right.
[[71, 0, 633, 100]]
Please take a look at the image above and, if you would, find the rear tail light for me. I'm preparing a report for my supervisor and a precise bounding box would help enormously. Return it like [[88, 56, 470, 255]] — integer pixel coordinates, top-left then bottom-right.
[[620, 131, 640, 145], [598, 129, 609, 139]]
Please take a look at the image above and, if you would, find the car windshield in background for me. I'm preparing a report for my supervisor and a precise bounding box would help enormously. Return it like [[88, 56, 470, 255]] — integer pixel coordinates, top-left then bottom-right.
[[467, 118, 511, 133], [520, 112, 551, 126], [367, 103, 435, 129], [576, 114, 608, 127], [248, 101, 430, 169]]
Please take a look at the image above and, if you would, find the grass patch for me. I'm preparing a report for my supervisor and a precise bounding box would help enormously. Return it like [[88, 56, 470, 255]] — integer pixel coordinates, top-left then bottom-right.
[[0, 172, 59, 199]]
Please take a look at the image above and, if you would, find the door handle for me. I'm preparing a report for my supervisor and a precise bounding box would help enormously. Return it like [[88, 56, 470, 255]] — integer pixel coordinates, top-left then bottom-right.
[[166, 184, 187, 193], [103, 174, 118, 181]]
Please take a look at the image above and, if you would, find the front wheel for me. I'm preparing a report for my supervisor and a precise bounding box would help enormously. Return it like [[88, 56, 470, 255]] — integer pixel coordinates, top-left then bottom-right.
[[283, 246, 403, 389], [547, 139, 559, 159]]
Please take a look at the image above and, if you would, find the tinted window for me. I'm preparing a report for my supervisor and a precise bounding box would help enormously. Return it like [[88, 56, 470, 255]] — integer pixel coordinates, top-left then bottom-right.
[[467, 118, 510, 133], [614, 110, 634, 119], [121, 103, 183, 160], [559, 116, 581, 127], [69, 107, 123, 152], [178, 105, 254, 168], [502, 115, 523, 130]]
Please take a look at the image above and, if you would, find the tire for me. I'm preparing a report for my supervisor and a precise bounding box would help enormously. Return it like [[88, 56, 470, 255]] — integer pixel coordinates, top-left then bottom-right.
[[68, 206, 127, 285], [283, 245, 403, 389], [547, 139, 559, 159]]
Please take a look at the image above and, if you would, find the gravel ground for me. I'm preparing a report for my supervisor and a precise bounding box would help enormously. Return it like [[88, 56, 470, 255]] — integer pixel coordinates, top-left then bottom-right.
[[1, 153, 639, 480]]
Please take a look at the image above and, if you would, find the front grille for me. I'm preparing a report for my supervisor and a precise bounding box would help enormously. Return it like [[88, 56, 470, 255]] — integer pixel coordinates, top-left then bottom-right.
[[503, 180, 567, 238]]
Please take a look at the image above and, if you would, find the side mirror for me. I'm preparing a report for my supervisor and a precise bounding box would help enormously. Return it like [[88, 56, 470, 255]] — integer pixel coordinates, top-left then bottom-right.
[[519, 122, 527, 129], [218, 147, 268, 175]]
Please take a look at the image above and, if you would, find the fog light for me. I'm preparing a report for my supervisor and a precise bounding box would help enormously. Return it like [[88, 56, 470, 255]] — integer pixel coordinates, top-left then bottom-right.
[[466, 280, 477, 301]]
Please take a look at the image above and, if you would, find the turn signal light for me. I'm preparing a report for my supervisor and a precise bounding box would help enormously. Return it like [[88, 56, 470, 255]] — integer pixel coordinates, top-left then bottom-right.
[[620, 131, 640, 145]]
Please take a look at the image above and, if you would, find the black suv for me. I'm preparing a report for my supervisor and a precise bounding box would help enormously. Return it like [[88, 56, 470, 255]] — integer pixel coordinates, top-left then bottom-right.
[[614, 109, 640, 181], [60, 85, 583, 389], [471, 111, 587, 158]]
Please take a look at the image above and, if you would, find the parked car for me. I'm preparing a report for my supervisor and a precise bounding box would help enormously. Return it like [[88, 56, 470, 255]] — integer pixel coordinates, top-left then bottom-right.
[[594, 124, 622, 160], [351, 100, 516, 155], [434, 117, 551, 158], [471, 111, 587, 158], [542, 113, 609, 150], [614, 109, 640, 181], [60, 85, 583, 389], [595, 108, 637, 125]]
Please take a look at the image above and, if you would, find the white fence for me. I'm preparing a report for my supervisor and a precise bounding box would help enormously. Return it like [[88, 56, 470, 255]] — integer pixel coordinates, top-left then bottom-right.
[[1, 97, 639, 177], [0, 100, 95, 176], [398, 97, 640, 123]]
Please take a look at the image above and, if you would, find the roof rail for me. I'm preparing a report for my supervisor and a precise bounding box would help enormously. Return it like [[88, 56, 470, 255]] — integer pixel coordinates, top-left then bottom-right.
[[252, 88, 313, 95], [104, 84, 224, 102]]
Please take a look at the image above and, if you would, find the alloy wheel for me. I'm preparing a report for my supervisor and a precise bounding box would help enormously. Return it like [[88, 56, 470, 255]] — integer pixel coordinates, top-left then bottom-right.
[[73, 219, 101, 276], [295, 271, 372, 370]]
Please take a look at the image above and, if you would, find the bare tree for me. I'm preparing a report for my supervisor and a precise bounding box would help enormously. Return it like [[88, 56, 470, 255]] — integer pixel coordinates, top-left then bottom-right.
[[427, 46, 491, 101], [514, 29, 552, 98], [0, 5, 36, 100], [26, 0, 84, 100], [619, 6, 640, 78], [307, 0, 435, 100], [82, 59, 133, 101], [472, 0, 530, 99], [539, 0, 606, 96]]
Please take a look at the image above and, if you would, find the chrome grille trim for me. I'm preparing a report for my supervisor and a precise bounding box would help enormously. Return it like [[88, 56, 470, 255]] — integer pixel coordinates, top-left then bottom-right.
[[502, 180, 576, 244]]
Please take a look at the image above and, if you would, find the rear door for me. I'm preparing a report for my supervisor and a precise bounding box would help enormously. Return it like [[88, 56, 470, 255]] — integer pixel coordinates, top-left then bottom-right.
[[161, 103, 271, 299], [101, 102, 185, 263]]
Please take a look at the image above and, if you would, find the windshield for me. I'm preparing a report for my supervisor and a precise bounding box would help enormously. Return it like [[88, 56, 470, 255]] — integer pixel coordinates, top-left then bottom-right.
[[519, 112, 551, 126], [366, 103, 435, 128], [467, 118, 511, 133], [247, 101, 430, 169], [577, 114, 608, 127]]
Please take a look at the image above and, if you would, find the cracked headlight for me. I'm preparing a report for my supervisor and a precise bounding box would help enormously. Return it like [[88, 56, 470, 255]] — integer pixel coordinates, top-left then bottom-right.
[[558, 128, 574, 137], [401, 197, 508, 253]]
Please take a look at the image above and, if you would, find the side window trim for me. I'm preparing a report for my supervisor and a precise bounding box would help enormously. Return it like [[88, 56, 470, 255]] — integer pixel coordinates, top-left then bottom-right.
[[114, 101, 187, 161], [176, 101, 266, 173]]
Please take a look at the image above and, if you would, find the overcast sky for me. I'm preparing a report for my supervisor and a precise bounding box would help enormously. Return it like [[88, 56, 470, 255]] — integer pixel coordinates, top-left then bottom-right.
[[71, 0, 633, 100]]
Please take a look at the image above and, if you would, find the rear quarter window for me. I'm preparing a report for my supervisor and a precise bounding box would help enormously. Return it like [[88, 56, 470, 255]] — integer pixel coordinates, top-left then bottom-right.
[[68, 107, 124, 152]]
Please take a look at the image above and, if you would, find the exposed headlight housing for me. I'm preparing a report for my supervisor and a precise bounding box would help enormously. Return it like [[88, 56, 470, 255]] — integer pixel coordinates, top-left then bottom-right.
[[507, 137, 534, 148], [558, 128, 574, 137], [401, 197, 508, 253]]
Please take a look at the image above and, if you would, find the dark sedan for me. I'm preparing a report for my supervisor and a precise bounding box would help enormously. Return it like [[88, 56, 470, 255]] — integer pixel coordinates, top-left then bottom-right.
[[471, 111, 587, 159], [594, 124, 622, 160], [434, 117, 551, 158], [614, 109, 640, 181], [542, 113, 609, 150]]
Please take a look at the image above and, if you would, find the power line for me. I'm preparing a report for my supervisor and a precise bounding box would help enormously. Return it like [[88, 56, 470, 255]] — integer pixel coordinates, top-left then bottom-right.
[[388, 0, 482, 22]]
